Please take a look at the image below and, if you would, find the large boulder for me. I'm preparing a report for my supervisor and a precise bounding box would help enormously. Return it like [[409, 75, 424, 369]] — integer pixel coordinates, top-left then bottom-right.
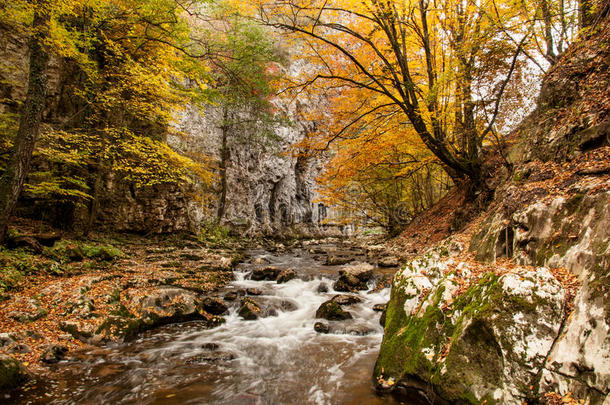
[[375, 252, 566, 404]]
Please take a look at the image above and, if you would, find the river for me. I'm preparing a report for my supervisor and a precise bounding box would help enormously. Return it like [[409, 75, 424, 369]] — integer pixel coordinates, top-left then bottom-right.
[[10, 244, 402, 405]]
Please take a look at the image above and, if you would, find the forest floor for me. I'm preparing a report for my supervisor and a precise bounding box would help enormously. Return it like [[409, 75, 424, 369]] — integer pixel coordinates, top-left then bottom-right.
[[0, 227, 245, 376]]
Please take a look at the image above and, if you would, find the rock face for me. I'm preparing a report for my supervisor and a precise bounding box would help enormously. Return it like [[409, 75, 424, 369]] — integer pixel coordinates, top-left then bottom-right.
[[171, 103, 333, 235], [0, 24, 333, 235]]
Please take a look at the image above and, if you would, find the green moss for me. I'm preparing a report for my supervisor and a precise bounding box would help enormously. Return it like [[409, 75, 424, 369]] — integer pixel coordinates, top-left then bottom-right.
[[376, 273, 507, 404], [0, 355, 28, 391]]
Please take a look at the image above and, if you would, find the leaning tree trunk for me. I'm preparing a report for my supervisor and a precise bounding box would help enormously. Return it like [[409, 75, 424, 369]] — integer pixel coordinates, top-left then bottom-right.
[[0, 7, 50, 242]]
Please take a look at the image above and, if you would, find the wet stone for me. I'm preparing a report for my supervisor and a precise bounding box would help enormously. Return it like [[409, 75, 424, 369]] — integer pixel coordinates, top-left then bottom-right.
[[277, 269, 296, 284], [373, 303, 387, 312], [314, 322, 330, 334], [239, 298, 261, 321], [246, 288, 263, 296], [316, 300, 353, 321], [326, 256, 353, 266], [202, 297, 229, 315], [251, 266, 281, 281], [317, 283, 329, 293], [223, 292, 238, 301]]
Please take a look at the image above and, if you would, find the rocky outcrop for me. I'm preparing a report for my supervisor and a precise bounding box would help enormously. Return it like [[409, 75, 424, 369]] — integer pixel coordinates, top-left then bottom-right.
[[374, 244, 574, 403]]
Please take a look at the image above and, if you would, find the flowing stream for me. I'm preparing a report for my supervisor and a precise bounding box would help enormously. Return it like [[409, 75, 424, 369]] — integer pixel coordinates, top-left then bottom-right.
[[11, 246, 401, 405]]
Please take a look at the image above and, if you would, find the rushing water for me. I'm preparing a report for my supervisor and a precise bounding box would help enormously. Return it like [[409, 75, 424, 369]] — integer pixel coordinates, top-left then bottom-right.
[[10, 246, 401, 405]]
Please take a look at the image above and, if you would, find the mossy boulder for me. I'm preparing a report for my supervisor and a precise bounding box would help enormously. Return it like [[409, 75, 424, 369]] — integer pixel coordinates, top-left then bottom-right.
[[374, 256, 566, 404], [315, 300, 353, 320], [238, 298, 261, 320], [0, 354, 29, 391]]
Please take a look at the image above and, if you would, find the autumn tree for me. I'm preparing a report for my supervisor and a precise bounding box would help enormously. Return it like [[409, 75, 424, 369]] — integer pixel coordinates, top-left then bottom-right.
[[252, 0, 579, 196], [0, 0, 219, 237], [0, 0, 51, 241]]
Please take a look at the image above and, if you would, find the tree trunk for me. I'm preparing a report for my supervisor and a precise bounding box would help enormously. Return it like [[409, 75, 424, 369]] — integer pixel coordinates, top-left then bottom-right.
[[217, 107, 230, 221], [0, 7, 50, 242]]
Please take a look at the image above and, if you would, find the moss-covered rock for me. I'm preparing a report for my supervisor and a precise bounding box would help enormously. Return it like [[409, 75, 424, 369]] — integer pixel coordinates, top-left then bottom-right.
[[0, 354, 29, 391], [374, 255, 566, 404], [315, 300, 353, 320]]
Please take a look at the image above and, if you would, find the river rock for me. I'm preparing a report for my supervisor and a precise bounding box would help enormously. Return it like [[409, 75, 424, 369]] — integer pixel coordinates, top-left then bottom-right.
[[314, 322, 330, 334], [0, 354, 29, 390], [41, 345, 68, 364], [251, 266, 281, 281], [252, 257, 269, 265], [373, 303, 387, 312], [223, 291, 238, 301], [135, 287, 207, 324], [315, 300, 353, 321], [276, 269, 296, 284], [317, 283, 329, 293], [246, 288, 262, 296], [202, 296, 229, 315], [332, 294, 362, 305], [239, 298, 261, 320], [326, 255, 352, 266], [345, 325, 375, 336]]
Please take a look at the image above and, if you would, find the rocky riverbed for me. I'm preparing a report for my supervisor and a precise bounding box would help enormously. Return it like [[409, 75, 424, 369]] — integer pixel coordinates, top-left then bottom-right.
[[1, 236, 413, 404]]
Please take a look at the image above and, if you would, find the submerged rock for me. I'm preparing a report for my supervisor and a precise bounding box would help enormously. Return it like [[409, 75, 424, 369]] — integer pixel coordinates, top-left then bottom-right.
[[317, 283, 329, 293], [315, 300, 353, 321]]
